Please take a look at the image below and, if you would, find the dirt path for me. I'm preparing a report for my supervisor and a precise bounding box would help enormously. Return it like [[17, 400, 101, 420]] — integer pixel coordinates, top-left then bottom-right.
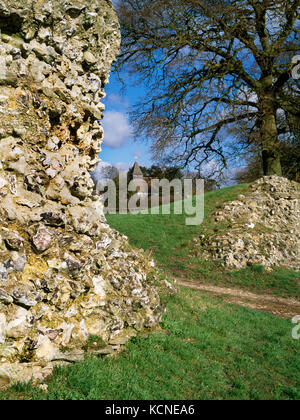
[[176, 279, 300, 319]]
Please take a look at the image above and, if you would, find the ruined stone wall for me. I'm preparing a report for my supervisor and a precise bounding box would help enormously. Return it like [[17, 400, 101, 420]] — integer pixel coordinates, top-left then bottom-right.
[[195, 176, 300, 270], [0, 0, 164, 383]]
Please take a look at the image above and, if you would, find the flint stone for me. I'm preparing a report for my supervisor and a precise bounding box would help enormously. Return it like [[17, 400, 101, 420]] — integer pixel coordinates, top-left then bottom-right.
[[0, 264, 8, 282], [32, 227, 53, 253], [5, 307, 29, 339], [0, 289, 12, 304], [40, 212, 65, 227], [35, 336, 59, 362], [0, 314, 6, 344], [4, 232, 24, 251]]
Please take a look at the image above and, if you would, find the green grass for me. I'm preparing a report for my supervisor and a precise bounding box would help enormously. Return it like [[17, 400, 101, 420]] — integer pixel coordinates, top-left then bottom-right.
[[1, 184, 299, 400], [1, 288, 299, 400], [107, 184, 300, 299]]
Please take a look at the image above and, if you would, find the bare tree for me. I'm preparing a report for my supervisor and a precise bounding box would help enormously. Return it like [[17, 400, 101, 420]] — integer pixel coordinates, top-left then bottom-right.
[[115, 0, 299, 176]]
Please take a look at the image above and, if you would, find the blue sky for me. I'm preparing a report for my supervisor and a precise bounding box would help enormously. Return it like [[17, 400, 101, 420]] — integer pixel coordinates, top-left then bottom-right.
[[100, 71, 152, 171], [100, 72, 240, 185]]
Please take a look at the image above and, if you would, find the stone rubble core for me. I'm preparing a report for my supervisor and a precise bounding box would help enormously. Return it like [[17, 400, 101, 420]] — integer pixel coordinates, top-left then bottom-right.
[[0, 0, 166, 385], [194, 176, 300, 270]]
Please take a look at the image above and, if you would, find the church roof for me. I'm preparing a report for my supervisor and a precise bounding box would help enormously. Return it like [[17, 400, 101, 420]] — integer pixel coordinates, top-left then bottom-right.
[[133, 161, 144, 177]]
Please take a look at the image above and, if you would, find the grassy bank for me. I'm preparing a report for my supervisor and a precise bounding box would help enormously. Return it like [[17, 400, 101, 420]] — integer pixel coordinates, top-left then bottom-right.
[[1, 184, 299, 400], [107, 185, 300, 299]]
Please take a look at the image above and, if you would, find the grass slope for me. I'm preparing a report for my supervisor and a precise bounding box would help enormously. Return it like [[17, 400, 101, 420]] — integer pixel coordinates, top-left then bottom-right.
[[107, 184, 300, 299], [1, 184, 299, 400], [1, 288, 299, 400]]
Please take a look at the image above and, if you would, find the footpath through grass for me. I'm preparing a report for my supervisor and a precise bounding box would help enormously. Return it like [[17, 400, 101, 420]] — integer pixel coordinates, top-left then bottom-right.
[[1, 184, 299, 400], [1, 288, 299, 400], [106, 185, 300, 299]]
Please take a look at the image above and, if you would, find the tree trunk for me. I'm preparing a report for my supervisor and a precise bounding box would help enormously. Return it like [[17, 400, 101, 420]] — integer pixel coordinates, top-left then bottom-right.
[[261, 148, 282, 176], [260, 86, 282, 176]]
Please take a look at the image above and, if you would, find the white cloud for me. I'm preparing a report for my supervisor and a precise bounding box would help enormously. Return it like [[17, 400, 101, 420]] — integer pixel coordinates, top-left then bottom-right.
[[133, 149, 144, 160], [102, 111, 132, 148], [106, 93, 130, 109], [114, 162, 131, 171], [200, 159, 220, 177], [91, 161, 118, 182]]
